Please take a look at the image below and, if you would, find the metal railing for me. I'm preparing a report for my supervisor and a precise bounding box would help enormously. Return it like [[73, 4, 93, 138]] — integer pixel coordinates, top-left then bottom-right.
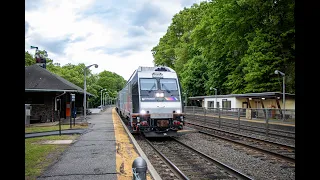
[[184, 106, 295, 122], [184, 106, 295, 136]]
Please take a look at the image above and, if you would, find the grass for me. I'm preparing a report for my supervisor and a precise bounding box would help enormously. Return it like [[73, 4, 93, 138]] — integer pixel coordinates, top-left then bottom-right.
[[25, 135, 79, 180], [25, 124, 88, 133]]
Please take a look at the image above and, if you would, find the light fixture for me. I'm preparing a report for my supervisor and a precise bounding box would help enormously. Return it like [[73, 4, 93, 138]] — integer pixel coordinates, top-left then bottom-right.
[[155, 92, 164, 97], [140, 110, 146, 114]]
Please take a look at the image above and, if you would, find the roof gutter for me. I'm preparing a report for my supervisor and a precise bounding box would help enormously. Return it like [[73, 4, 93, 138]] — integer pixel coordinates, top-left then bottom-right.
[[54, 91, 66, 111], [25, 89, 77, 92], [189, 92, 295, 99], [25, 89, 95, 97]]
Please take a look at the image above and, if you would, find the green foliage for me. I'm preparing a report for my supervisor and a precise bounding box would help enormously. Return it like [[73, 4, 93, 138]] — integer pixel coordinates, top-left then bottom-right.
[[180, 55, 209, 97], [152, 0, 295, 96], [25, 51, 35, 66]]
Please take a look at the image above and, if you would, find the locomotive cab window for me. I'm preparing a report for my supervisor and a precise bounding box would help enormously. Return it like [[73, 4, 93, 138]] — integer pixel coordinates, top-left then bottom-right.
[[140, 78, 157, 90], [160, 79, 178, 91]]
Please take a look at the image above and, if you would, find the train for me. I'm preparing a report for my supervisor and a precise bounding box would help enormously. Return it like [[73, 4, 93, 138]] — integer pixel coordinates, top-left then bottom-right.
[[116, 66, 185, 137]]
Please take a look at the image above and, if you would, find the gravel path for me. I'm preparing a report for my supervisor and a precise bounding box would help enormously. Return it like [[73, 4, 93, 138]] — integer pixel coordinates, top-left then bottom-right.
[[188, 121, 295, 147], [175, 133, 295, 180]]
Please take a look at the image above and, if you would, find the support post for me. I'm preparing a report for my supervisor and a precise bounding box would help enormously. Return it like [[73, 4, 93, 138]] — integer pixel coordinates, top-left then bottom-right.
[[238, 108, 240, 131]]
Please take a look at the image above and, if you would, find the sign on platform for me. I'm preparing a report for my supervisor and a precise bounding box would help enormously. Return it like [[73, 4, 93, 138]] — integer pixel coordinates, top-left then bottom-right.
[[71, 94, 75, 102]]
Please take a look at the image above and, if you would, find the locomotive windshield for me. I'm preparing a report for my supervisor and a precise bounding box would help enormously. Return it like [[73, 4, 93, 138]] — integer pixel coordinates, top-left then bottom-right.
[[140, 78, 157, 90], [160, 79, 178, 91], [139, 78, 181, 102]]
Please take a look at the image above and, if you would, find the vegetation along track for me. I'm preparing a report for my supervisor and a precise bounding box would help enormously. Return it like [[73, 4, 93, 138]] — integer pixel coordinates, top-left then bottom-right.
[[186, 122, 295, 164], [135, 135, 253, 180], [185, 114, 295, 140]]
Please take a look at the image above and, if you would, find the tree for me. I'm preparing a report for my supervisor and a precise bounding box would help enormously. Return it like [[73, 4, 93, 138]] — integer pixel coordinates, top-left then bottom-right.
[[25, 51, 35, 66], [152, 0, 295, 96]]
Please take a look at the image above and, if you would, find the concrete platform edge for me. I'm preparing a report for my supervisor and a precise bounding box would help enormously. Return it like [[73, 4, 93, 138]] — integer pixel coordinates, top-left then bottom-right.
[[115, 110, 162, 180]]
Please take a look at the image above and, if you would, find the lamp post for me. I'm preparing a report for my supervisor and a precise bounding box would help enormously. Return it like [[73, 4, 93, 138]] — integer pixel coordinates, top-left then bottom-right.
[[103, 92, 108, 107], [105, 90, 111, 107], [84, 64, 98, 121], [210, 87, 217, 108], [275, 70, 285, 121], [102, 92, 105, 107], [100, 89, 106, 109], [109, 92, 112, 106], [106, 93, 109, 107]]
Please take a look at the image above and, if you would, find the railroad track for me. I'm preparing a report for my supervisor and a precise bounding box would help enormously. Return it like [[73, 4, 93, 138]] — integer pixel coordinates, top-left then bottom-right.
[[185, 122, 295, 164], [143, 136, 253, 180], [134, 135, 182, 180], [185, 115, 295, 140]]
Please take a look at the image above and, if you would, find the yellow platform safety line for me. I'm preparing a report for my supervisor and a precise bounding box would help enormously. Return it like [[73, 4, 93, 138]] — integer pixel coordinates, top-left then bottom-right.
[[112, 108, 153, 180], [185, 113, 295, 127]]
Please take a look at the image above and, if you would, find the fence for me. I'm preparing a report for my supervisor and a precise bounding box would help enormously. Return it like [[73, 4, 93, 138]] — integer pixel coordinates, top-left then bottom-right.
[[184, 106, 295, 122], [184, 106, 295, 136]]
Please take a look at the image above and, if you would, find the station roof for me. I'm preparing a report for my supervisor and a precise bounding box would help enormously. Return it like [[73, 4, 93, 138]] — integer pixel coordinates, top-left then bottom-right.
[[25, 64, 94, 96], [188, 92, 295, 100]]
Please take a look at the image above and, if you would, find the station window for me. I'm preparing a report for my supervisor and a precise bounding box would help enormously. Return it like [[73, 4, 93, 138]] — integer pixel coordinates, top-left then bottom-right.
[[222, 99, 231, 110], [207, 101, 214, 108]]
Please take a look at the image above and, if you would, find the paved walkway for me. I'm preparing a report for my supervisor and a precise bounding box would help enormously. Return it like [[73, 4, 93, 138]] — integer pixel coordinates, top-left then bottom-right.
[[37, 108, 117, 180]]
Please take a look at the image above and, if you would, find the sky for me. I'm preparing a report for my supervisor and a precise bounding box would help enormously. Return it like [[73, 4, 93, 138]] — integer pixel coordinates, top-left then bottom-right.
[[25, 0, 202, 80]]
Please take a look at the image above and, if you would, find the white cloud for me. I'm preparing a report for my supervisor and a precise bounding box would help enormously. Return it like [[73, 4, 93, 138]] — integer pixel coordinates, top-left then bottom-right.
[[25, 0, 198, 80]]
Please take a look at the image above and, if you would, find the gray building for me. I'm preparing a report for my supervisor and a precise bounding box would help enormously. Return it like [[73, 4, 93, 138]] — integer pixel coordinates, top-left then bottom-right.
[[25, 64, 94, 124]]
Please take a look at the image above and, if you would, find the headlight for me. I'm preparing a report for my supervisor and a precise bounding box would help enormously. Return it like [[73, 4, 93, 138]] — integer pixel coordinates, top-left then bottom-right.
[[155, 93, 164, 97], [176, 110, 181, 114], [140, 110, 146, 114]]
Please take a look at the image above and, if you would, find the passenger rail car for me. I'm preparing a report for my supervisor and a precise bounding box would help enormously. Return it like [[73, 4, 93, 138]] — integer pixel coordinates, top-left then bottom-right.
[[116, 66, 185, 137]]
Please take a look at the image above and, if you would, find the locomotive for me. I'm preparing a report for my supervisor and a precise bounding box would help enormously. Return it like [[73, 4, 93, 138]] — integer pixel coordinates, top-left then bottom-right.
[[116, 66, 185, 137]]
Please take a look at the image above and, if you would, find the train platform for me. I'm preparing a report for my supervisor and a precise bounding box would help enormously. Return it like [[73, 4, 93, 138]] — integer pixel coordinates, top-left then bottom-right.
[[37, 107, 160, 180]]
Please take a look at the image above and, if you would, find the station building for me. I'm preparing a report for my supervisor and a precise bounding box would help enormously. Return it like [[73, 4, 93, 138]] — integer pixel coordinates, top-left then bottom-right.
[[25, 64, 94, 124], [188, 92, 295, 109], [188, 92, 295, 119]]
